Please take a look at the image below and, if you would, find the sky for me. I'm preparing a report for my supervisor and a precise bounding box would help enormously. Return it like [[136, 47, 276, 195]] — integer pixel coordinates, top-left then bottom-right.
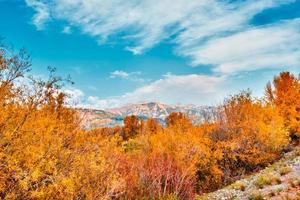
[[0, 0, 299, 109]]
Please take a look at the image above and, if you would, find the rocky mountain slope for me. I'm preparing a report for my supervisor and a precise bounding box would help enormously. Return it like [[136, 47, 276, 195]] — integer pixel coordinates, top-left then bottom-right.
[[197, 147, 300, 200], [77, 108, 123, 129], [78, 102, 217, 129]]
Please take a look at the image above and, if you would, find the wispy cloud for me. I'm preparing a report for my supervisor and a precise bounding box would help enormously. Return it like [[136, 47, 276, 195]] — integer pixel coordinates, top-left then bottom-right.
[[110, 70, 145, 82], [25, 0, 50, 30], [178, 19, 300, 74], [25, 0, 298, 74], [25, 0, 300, 109], [110, 70, 131, 79]]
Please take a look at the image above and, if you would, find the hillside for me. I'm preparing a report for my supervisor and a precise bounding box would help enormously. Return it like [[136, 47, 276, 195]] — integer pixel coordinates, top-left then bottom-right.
[[78, 102, 217, 128], [197, 147, 300, 200], [77, 108, 123, 129]]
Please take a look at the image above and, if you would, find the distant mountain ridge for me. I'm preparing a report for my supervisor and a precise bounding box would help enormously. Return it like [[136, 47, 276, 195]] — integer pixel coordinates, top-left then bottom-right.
[[78, 102, 217, 129]]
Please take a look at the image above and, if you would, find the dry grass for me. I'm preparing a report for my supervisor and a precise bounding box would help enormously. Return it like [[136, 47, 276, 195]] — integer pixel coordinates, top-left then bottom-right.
[[253, 173, 281, 189], [288, 179, 297, 188], [279, 166, 292, 176], [230, 181, 246, 191], [248, 192, 264, 200]]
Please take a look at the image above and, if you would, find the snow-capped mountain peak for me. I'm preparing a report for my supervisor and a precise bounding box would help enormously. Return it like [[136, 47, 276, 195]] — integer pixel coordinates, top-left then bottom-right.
[[78, 102, 217, 129]]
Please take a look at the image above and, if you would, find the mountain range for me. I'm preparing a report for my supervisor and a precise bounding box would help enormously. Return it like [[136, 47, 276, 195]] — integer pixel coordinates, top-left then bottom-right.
[[78, 102, 217, 129]]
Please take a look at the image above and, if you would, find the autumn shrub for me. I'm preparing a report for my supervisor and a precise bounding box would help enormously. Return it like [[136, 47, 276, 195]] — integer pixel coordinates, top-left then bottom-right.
[[136, 152, 194, 199], [146, 118, 162, 134], [166, 112, 192, 133], [0, 44, 298, 199], [208, 91, 289, 186], [265, 72, 300, 140], [123, 129, 210, 199], [0, 46, 127, 199]]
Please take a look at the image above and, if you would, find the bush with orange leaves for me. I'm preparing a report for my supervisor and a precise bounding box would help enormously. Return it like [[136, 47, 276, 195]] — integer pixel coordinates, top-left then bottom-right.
[[120, 124, 222, 199], [203, 91, 289, 186], [265, 71, 300, 140], [0, 45, 127, 199], [0, 43, 296, 199]]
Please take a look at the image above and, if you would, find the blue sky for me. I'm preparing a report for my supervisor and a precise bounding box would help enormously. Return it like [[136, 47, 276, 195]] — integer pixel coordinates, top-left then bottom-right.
[[0, 0, 299, 109]]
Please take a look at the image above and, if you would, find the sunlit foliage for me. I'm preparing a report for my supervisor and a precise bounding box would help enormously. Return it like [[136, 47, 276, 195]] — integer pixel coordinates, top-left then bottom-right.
[[265, 72, 300, 140], [0, 44, 298, 199]]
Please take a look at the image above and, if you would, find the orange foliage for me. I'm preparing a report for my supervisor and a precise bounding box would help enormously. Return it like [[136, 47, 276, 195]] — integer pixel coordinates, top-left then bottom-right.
[[146, 118, 162, 134], [210, 91, 289, 185], [265, 72, 300, 140], [166, 112, 192, 133], [0, 44, 297, 199], [122, 115, 141, 140]]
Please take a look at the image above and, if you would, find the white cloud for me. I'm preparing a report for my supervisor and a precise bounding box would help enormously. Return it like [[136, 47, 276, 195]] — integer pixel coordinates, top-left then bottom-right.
[[25, 0, 300, 109], [25, 0, 298, 74], [78, 73, 226, 109], [64, 87, 85, 106], [110, 70, 130, 79], [110, 70, 145, 82], [178, 19, 300, 74], [25, 0, 50, 30], [65, 70, 291, 110]]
